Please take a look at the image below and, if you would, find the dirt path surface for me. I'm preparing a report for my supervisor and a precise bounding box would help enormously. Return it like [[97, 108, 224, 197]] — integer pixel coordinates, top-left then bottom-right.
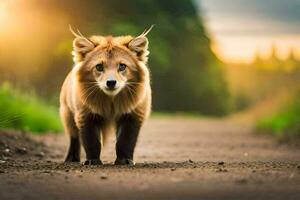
[[1, 118, 300, 200]]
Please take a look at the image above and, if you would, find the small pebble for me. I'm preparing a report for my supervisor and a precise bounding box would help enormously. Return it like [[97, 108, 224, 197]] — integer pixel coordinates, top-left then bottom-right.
[[218, 161, 225, 165], [1, 157, 9, 161], [0, 160, 6, 164], [35, 152, 45, 158], [0, 170, 5, 173], [170, 168, 176, 171], [15, 147, 27, 155], [100, 175, 108, 180], [188, 159, 194, 163]]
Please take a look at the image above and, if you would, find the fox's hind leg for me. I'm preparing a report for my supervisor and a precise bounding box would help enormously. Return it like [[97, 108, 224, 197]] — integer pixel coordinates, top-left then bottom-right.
[[115, 114, 142, 165], [61, 107, 81, 163]]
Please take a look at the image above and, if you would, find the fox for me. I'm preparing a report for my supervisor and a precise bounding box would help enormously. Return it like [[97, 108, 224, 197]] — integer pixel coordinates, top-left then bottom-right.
[[59, 26, 153, 165]]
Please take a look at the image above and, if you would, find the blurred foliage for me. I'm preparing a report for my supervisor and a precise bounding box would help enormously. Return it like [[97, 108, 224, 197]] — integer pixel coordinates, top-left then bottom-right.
[[151, 112, 204, 119], [253, 46, 300, 73], [225, 49, 300, 112], [0, 0, 229, 116], [0, 83, 62, 133], [256, 91, 300, 139]]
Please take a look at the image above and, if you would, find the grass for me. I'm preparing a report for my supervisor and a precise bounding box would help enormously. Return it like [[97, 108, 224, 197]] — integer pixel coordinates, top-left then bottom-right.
[[0, 82, 62, 134], [256, 92, 300, 140]]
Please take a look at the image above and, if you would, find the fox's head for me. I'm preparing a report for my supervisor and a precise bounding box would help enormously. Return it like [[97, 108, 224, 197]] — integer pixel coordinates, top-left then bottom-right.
[[71, 26, 152, 98]]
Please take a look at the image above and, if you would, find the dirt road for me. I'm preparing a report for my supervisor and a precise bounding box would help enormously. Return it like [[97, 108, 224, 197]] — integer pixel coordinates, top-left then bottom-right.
[[0, 118, 300, 200]]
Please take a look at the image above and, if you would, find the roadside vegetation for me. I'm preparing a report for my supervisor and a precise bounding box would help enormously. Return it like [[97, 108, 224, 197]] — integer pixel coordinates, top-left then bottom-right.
[[0, 83, 62, 134], [256, 91, 300, 140]]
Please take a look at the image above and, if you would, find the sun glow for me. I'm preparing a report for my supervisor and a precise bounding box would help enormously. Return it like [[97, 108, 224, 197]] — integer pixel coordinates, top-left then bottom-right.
[[0, 1, 13, 29]]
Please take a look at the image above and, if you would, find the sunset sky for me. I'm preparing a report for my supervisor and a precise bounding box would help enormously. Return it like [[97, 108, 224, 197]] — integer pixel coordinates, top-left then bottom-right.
[[198, 0, 300, 63]]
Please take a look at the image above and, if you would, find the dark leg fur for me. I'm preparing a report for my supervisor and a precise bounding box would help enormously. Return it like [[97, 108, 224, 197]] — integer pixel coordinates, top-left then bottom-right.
[[115, 114, 141, 165], [65, 137, 81, 162], [64, 111, 81, 163], [80, 114, 103, 165]]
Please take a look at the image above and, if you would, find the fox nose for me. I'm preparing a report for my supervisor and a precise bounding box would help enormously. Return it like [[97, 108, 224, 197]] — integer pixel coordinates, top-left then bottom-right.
[[106, 80, 117, 89]]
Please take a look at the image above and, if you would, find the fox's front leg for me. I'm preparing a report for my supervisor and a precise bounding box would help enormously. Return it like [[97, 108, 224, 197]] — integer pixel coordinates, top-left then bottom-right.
[[115, 114, 142, 165], [76, 112, 103, 165]]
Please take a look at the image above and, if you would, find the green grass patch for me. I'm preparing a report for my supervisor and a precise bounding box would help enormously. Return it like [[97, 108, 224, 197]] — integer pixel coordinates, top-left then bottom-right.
[[0, 82, 62, 134], [256, 92, 300, 140]]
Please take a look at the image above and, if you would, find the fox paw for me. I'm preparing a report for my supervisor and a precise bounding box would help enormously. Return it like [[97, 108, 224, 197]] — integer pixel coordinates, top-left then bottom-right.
[[114, 158, 135, 166], [83, 159, 103, 165]]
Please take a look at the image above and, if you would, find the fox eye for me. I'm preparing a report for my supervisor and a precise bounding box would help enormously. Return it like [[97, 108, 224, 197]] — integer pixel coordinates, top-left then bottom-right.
[[95, 63, 104, 72], [118, 63, 127, 72]]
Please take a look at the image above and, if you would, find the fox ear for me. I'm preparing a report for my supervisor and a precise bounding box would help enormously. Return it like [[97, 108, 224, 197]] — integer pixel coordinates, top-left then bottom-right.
[[128, 25, 154, 63], [128, 36, 148, 53], [70, 25, 95, 63], [128, 36, 149, 61], [73, 37, 95, 54]]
